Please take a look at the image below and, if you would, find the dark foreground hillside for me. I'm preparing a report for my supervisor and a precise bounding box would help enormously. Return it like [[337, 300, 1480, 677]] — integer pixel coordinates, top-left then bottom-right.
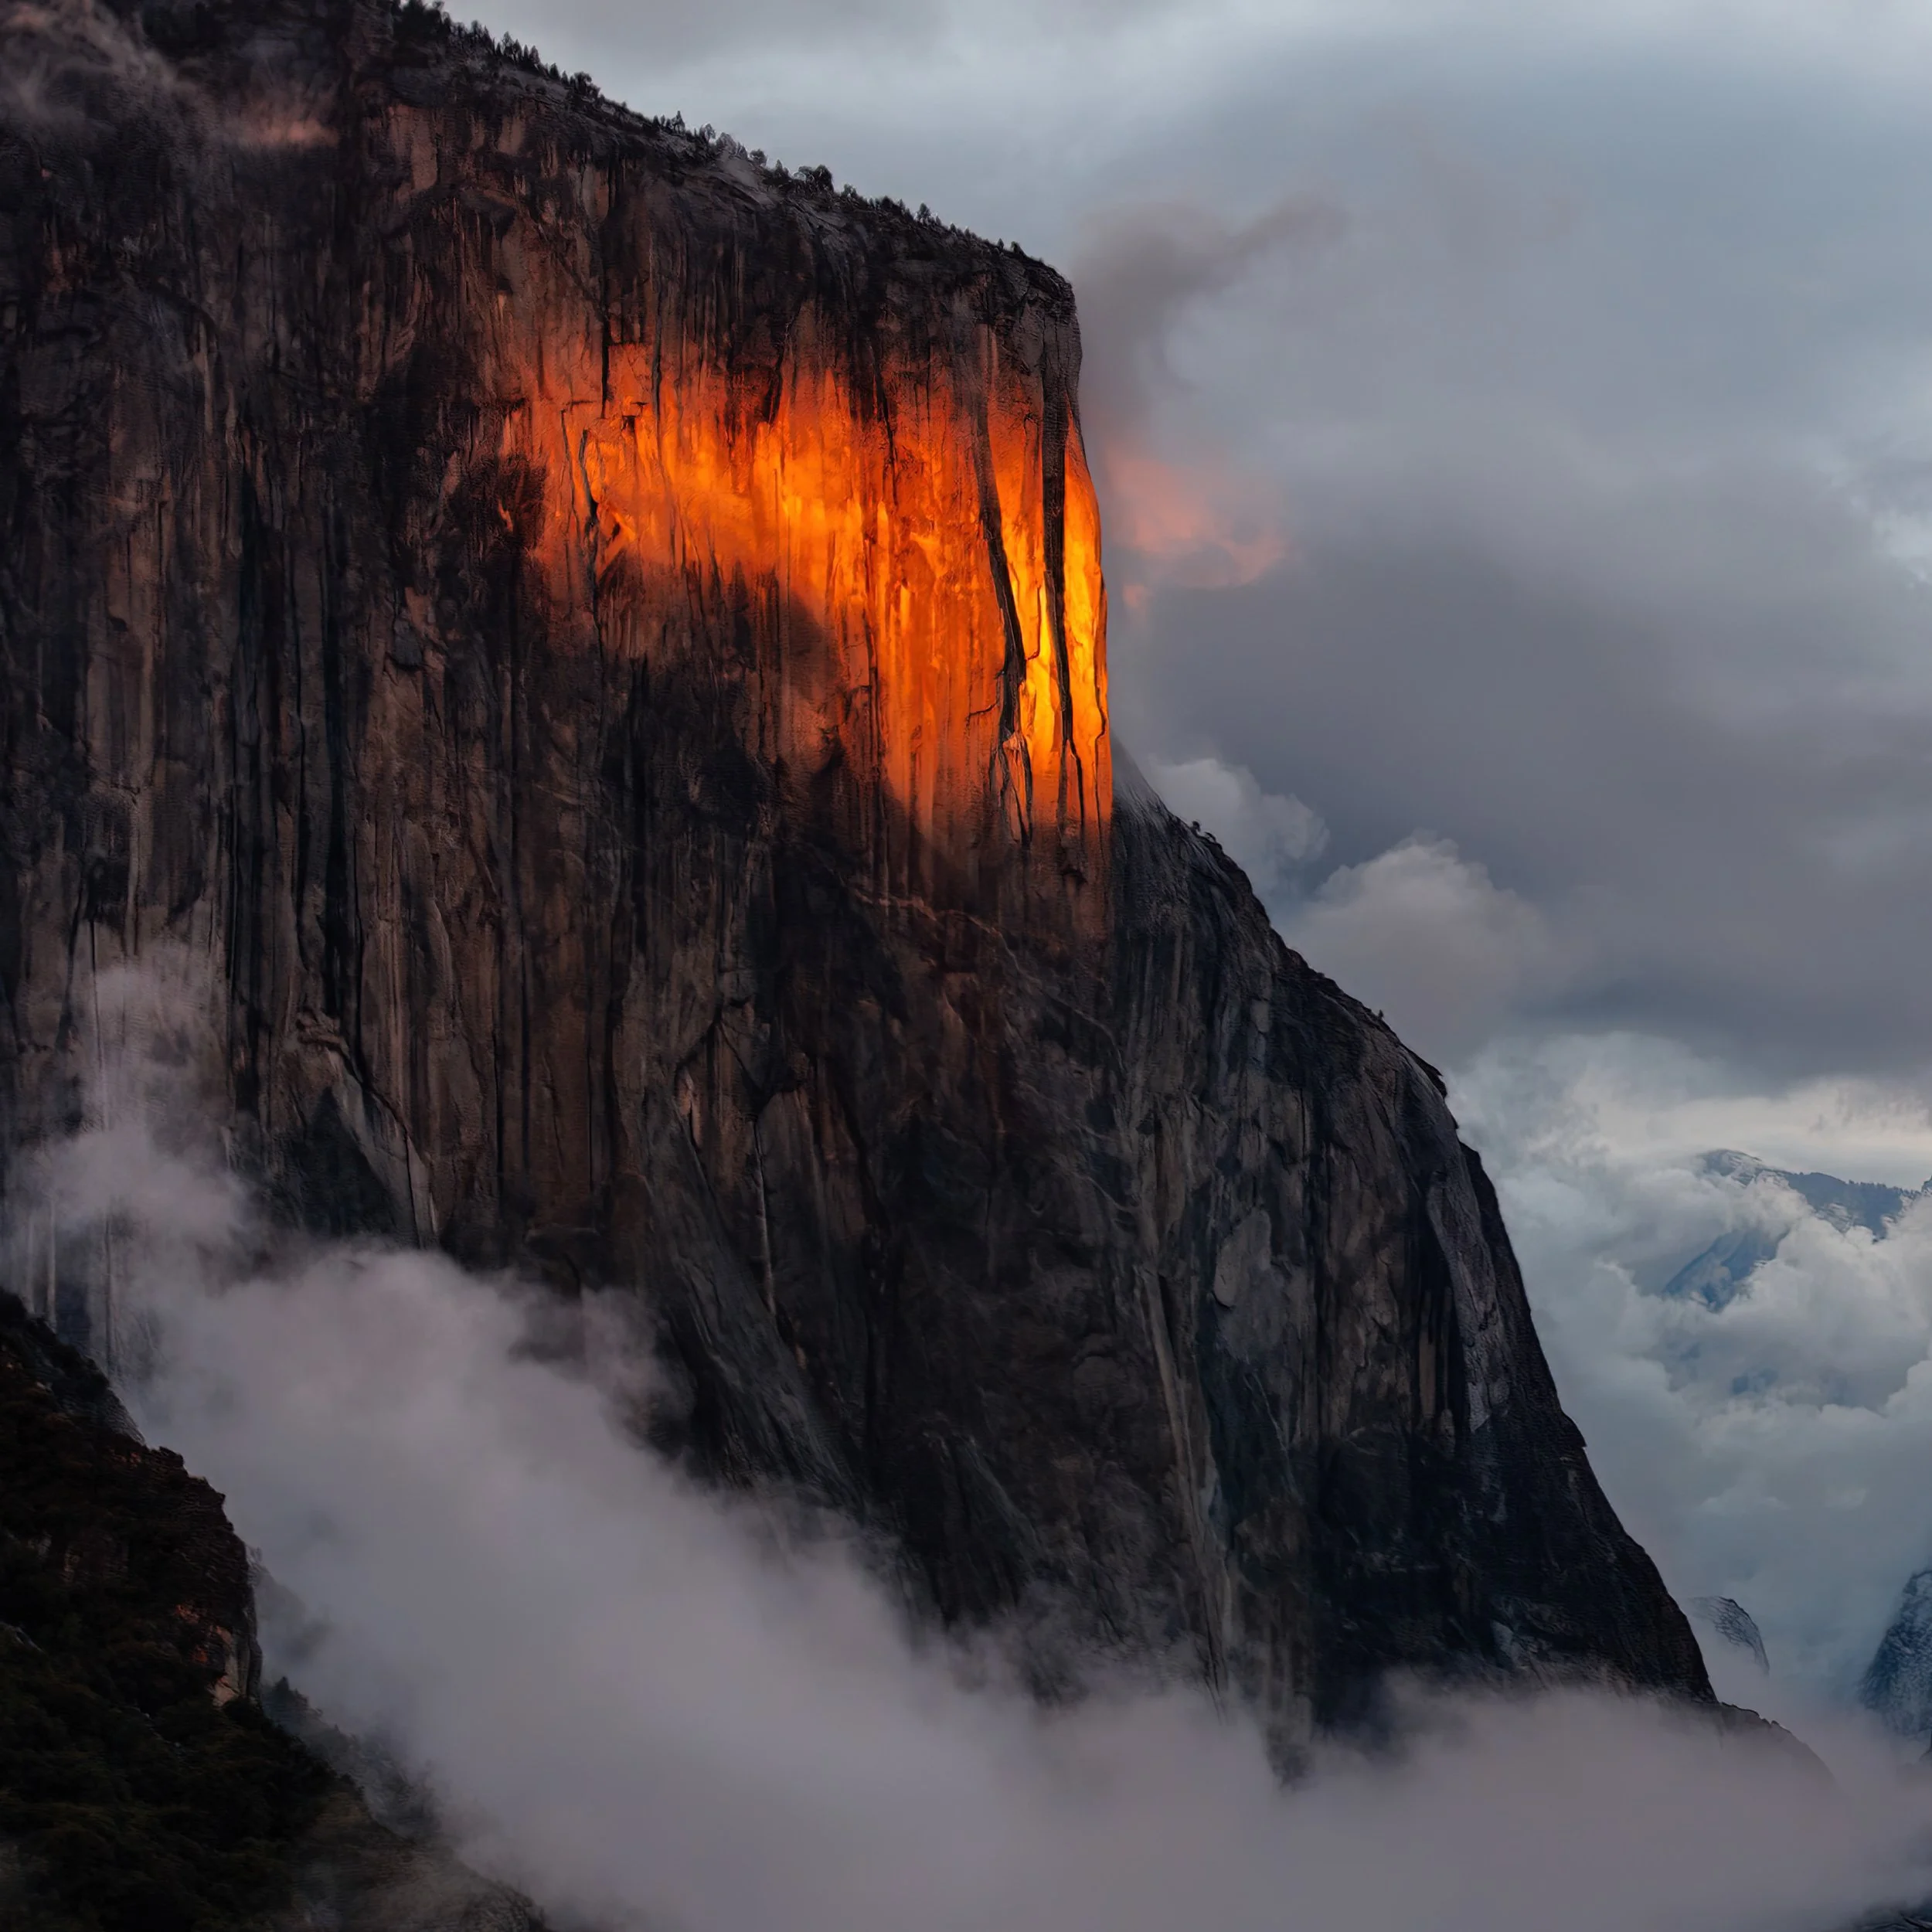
[[0, 1290, 539, 1932]]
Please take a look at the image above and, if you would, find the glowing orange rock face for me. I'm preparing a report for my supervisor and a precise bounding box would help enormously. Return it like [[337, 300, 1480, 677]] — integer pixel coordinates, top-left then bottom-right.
[[482, 298, 1110, 915]]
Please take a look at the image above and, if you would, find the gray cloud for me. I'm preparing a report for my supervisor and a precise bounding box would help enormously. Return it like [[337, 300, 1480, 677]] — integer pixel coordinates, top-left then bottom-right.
[[1069, 197, 1346, 444], [461, 0, 1194, 68], [1088, 52, 1932, 1077], [1121, 516, 1932, 1077], [1276, 835, 1557, 1063], [471, 0, 941, 66]]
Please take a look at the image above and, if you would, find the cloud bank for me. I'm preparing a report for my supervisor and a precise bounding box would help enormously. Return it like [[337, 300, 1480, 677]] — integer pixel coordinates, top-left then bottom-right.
[[1457, 1038, 1932, 1702], [5, 972, 1930, 1932]]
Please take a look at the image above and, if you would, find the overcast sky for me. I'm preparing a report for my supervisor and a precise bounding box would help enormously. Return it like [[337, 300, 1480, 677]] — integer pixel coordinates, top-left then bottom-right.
[[462, 0, 1932, 1681]]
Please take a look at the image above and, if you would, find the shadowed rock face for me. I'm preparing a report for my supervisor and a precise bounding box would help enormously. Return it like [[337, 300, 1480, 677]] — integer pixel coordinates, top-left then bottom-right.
[[1862, 1569, 1932, 1746], [0, 0, 1710, 1736]]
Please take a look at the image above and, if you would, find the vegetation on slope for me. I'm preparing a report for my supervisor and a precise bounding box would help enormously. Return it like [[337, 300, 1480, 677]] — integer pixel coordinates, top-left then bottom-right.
[[0, 1292, 334, 1930]]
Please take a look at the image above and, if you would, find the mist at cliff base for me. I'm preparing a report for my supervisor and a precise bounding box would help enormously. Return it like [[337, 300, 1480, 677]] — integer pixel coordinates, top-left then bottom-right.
[[10, 1000, 1930, 1932]]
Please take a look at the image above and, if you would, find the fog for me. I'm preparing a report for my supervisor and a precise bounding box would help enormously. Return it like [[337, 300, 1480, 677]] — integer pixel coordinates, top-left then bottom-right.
[[9, 967, 1930, 1932]]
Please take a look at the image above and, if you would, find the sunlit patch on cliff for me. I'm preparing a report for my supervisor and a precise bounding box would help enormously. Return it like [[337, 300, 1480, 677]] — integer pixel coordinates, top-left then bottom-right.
[[231, 103, 336, 148], [471, 309, 1110, 874]]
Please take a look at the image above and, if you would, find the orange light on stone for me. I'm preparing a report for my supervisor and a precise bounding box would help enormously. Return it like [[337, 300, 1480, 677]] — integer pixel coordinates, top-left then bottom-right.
[[480, 302, 1109, 901]]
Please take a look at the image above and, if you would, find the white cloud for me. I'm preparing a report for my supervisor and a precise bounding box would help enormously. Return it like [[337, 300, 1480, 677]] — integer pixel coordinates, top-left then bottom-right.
[[1465, 1032, 1932, 1189], [1278, 836, 1556, 1060], [1144, 753, 1328, 896], [1141, 770, 1556, 1066], [1456, 1035, 1932, 1698]]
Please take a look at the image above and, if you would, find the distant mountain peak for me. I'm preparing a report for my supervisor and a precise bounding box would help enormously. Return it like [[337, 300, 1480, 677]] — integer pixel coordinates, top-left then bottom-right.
[[1687, 1594, 1769, 1672], [1661, 1153, 1923, 1311], [1861, 1569, 1932, 1743], [1694, 1150, 1920, 1236]]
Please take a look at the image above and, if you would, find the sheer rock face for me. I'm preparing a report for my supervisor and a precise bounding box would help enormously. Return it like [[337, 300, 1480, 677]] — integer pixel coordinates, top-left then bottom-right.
[[0, 0, 1709, 1734]]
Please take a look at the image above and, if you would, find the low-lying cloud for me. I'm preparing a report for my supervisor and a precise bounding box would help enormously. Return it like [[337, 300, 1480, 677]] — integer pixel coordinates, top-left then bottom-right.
[[8, 967, 1932, 1932]]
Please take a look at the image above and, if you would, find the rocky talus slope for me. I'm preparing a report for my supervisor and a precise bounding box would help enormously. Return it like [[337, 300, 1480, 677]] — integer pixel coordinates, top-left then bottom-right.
[[0, 0, 1709, 1743]]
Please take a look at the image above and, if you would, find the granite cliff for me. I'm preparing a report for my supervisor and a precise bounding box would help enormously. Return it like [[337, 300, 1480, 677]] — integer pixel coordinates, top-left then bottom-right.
[[0, 0, 1709, 1743]]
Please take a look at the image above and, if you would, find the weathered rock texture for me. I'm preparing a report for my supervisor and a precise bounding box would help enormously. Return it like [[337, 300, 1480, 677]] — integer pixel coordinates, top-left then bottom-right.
[[0, 0, 1709, 1736]]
